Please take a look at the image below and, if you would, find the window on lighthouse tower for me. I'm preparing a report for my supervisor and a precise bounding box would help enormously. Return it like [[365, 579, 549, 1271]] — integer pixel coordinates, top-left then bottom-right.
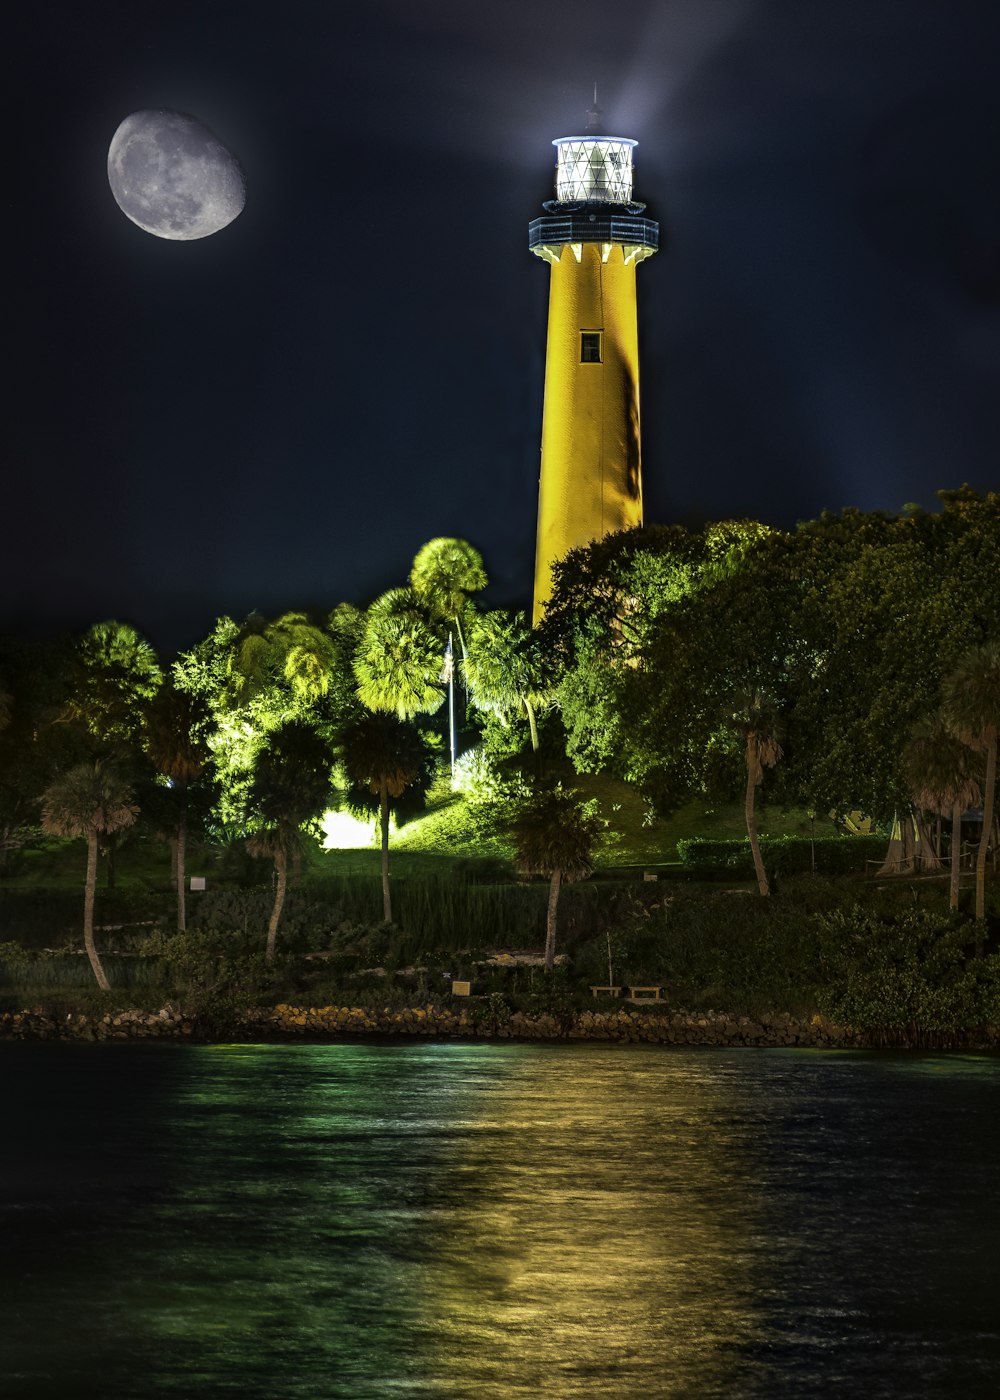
[[580, 332, 603, 363]]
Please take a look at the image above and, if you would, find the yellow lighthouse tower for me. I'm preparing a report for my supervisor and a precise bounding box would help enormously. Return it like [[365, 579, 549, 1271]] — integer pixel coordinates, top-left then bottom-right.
[[530, 103, 658, 622]]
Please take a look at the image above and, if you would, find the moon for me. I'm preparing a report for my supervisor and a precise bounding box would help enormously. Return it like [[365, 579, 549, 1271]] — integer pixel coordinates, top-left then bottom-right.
[[107, 110, 245, 241]]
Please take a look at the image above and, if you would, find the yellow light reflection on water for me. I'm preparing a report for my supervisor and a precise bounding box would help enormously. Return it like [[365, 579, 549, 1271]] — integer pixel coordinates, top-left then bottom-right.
[[404, 1048, 768, 1396]]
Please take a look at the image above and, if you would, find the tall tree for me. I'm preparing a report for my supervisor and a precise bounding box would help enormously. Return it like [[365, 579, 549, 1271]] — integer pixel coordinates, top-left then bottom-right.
[[244, 721, 333, 960], [40, 762, 139, 990], [175, 610, 352, 833], [943, 642, 1000, 921], [730, 691, 784, 896], [244, 611, 339, 705], [507, 784, 603, 972], [340, 713, 431, 923], [464, 610, 552, 754], [542, 525, 711, 789], [783, 493, 1000, 821], [353, 590, 445, 720], [904, 715, 982, 911], [409, 537, 487, 659], [66, 620, 163, 749], [144, 684, 211, 931]]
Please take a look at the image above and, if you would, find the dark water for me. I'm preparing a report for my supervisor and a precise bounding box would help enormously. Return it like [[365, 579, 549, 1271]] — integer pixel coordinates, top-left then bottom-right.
[[2, 1042, 998, 1399]]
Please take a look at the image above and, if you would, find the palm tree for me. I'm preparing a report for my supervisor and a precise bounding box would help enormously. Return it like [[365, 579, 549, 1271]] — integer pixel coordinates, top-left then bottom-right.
[[943, 642, 1000, 920], [245, 824, 299, 963], [144, 684, 210, 931], [340, 713, 429, 923], [224, 612, 274, 702], [904, 715, 982, 911], [507, 784, 603, 971], [67, 620, 162, 747], [464, 610, 551, 754], [266, 612, 338, 703], [245, 722, 333, 959], [40, 762, 139, 989], [730, 690, 784, 896], [226, 611, 337, 707], [353, 591, 445, 720], [410, 538, 487, 660]]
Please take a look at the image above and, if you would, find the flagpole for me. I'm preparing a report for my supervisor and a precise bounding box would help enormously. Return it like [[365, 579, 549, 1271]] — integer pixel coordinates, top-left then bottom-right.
[[446, 632, 456, 781]]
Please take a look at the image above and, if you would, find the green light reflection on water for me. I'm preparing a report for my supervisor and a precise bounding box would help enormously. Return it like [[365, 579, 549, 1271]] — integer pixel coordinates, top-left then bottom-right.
[[122, 1042, 772, 1398], [6, 1041, 998, 1398]]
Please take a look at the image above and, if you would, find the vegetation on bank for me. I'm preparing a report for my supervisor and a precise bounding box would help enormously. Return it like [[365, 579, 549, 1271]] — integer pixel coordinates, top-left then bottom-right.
[[1, 855, 998, 1046], [0, 496, 997, 1042]]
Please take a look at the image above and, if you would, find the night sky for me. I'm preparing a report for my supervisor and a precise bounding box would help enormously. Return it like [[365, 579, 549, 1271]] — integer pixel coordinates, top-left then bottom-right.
[[8, 0, 999, 656]]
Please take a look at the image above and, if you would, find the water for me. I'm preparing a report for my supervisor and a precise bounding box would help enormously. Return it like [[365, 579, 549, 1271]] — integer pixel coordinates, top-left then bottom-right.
[[2, 1042, 998, 1399]]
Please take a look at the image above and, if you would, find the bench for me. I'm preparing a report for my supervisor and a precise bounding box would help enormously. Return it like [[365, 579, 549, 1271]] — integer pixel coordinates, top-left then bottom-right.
[[589, 985, 622, 998], [627, 985, 666, 1003]]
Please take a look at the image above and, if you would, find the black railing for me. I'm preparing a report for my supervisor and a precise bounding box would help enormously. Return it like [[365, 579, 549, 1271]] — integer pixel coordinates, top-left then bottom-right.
[[528, 213, 659, 252]]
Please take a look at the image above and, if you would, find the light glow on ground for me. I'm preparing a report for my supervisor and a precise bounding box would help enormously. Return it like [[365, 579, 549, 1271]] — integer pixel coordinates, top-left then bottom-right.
[[320, 809, 379, 850]]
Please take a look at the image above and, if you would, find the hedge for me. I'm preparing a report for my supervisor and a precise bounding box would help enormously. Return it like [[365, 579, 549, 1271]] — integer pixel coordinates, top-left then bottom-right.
[[676, 834, 887, 877]]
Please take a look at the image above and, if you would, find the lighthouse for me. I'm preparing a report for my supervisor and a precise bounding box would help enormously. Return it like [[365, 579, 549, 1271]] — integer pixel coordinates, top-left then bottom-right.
[[529, 102, 659, 622]]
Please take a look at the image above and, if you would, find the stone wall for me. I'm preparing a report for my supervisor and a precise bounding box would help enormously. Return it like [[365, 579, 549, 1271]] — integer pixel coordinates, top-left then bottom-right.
[[249, 1003, 862, 1046], [0, 1002, 859, 1046], [2, 1001, 996, 1048], [0, 1007, 195, 1040]]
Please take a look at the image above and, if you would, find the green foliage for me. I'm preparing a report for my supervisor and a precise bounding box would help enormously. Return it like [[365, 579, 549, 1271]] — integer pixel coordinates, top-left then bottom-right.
[[504, 782, 604, 882], [340, 712, 435, 820], [187, 886, 341, 951], [942, 641, 1000, 920], [546, 491, 1000, 828], [676, 834, 886, 877], [904, 714, 982, 817], [66, 620, 162, 748], [144, 682, 211, 787], [0, 885, 174, 947], [245, 720, 333, 833], [354, 590, 445, 720], [409, 537, 487, 645], [0, 949, 162, 991], [172, 609, 358, 836], [815, 906, 1000, 1036], [0, 638, 83, 873], [785, 493, 1000, 817], [464, 610, 553, 752], [517, 963, 577, 1016], [483, 991, 511, 1028], [303, 871, 552, 958], [138, 924, 277, 1023], [40, 761, 139, 842]]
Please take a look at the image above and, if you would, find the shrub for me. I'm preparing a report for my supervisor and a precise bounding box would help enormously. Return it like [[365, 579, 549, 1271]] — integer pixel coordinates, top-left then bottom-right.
[[677, 834, 886, 878], [138, 926, 278, 1025], [188, 886, 343, 955], [0, 887, 173, 949], [814, 906, 999, 1038]]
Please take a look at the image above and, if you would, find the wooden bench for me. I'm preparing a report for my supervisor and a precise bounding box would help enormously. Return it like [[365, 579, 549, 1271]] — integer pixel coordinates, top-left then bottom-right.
[[627, 985, 666, 1003], [589, 985, 622, 998]]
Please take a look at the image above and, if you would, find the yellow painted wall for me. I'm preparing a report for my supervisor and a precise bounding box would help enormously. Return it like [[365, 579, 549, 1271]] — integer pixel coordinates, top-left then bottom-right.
[[532, 242, 646, 623]]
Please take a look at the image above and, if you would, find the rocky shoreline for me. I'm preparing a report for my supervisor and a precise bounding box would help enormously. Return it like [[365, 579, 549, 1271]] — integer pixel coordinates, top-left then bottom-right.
[[4, 1001, 996, 1048]]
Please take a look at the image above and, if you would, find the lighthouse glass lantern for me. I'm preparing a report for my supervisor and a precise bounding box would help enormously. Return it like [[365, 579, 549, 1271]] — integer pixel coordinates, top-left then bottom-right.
[[553, 136, 636, 205]]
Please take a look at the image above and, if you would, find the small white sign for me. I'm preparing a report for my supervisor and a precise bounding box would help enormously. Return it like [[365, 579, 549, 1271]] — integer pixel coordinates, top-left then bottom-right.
[[190, 877, 206, 891]]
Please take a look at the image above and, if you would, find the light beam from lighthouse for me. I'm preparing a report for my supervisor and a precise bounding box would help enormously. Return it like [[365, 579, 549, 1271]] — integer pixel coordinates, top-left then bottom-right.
[[529, 101, 659, 623]]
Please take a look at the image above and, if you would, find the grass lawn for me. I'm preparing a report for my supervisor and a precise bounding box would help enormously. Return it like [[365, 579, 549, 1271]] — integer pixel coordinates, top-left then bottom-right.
[[386, 770, 839, 871], [2, 771, 842, 892]]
